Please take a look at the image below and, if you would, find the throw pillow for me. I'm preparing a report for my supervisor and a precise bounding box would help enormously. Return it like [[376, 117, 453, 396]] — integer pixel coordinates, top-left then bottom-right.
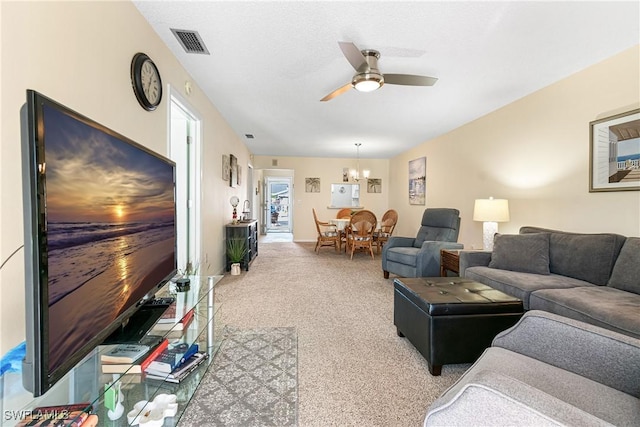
[[607, 237, 640, 294], [489, 233, 550, 275]]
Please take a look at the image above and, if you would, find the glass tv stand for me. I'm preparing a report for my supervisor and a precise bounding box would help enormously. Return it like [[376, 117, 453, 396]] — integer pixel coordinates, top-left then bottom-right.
[[1, 275, 223, 426]]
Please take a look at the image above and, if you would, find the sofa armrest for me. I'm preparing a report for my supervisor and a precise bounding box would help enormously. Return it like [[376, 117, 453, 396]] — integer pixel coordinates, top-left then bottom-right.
[[493, 310, 640, 397], [384, 236, 416, 249], [415, 241, 463, 277], [424, 370, 606, 427], [459, 250, 492, 276]]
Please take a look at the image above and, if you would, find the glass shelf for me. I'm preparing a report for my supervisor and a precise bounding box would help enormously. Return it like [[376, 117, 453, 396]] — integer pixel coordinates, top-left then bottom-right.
[[1, 275, 223, 426]]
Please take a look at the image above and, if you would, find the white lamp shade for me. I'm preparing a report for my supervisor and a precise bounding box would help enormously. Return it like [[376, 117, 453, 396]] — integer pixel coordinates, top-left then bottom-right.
[[473, 198, 510, 222]]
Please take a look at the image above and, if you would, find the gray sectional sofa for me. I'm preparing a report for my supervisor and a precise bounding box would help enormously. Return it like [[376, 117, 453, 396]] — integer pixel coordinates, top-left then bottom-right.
[[424, 310, 640, 426], [460, 226, 640, 339]]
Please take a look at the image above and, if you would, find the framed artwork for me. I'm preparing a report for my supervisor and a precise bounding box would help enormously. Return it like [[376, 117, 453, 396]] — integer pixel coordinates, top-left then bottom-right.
[[237, 165, 242, 186], [222, 154, 230, 181], [305, 177, 320, 193], [342, 168, 350, 182], [409, 157, 426, 205], [367, 178, 382, 193], [229, 154, 238, 188], [589, 109, 640, 192]]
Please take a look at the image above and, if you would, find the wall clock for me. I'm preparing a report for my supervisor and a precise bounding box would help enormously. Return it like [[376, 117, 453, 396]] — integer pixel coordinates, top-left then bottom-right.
[[131, 52, 162, 111]]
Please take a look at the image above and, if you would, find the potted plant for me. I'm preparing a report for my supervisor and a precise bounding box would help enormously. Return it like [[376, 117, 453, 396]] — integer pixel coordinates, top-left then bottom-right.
[[227, 238, 247, 275]]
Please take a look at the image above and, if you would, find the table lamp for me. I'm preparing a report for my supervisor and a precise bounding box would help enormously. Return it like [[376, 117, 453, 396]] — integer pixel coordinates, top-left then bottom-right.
[[473, 197, 510, 251], [230, 196, 239, 224]]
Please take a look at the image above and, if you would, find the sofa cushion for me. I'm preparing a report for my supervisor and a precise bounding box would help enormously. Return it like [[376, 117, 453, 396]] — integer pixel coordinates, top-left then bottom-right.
[[488, 233, 550, 275], [465, 266, 593, 309], [607, 237, 640, 294], [520, 227, 626, 286], [426, 347, 640, 426], [385, 246, 419, 267], [529, 287, 640, 339]]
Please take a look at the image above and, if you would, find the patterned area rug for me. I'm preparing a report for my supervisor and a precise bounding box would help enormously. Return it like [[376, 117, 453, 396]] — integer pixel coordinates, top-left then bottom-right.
[[178, 327, 298, 426]]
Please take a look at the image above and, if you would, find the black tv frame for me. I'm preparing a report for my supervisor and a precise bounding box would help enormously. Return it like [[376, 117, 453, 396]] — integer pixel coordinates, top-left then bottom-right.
[[20, 90, 178, 396]]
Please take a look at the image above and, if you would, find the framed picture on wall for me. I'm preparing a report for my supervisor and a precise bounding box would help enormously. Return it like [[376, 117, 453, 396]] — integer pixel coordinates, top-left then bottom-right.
[[222, 154, 230, 181], [589, 109, 640, 192], [305, 177, 320, 192], [409, 157, 426, 205], [229, 154, 238, 188], [367, 178, 381, 193]]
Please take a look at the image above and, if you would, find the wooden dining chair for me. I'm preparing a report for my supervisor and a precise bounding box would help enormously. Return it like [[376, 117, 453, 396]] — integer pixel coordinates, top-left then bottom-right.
[[312, 208, 339, 253], [374, 209, 398, 254], [346, 210, 377, 259], [336, 208, 352, 219]]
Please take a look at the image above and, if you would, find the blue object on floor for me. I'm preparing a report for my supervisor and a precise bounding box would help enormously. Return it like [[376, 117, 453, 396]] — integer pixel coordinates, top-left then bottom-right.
[[0, 341, 25, 376]]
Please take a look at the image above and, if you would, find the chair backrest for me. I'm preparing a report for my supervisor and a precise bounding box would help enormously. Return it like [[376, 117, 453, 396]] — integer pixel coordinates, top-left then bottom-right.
[[336, 208, 352, 219], [414, 208, 460, 247], [312, 208, 323, 234], [349, 210, 377, 237], [380, 209, 398, 235]]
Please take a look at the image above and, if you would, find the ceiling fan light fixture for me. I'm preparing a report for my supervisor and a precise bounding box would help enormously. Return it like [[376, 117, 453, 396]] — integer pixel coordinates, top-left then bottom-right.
[[352, 72, 384, 92]]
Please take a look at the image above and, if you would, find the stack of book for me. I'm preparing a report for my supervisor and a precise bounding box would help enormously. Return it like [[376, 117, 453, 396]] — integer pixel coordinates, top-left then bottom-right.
[[144, 342, 208, 383], [100, 340, 168, 374], [145, 351, 209, 383], [150, 307, 195, 334], [150, 292, 195, 331], [16, 403, 96, 427]]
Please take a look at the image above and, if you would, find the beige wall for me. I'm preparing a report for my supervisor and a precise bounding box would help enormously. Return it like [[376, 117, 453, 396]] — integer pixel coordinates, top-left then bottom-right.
[[254, 156, 390, 241], [0, 2, 251, 353], [389, 45, 640, 249]]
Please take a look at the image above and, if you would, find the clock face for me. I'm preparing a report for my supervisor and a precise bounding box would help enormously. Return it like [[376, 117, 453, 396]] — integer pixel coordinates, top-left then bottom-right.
[[141, 59, 161, 104], [131, 53, 162, 111]]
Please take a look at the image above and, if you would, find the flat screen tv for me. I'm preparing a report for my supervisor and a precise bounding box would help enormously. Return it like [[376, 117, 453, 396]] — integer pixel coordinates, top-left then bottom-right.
[[21, 90, 177, 396]]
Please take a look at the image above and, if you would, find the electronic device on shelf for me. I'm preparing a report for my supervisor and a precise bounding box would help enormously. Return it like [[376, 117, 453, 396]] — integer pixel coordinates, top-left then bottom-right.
[[21, 90, 178, 397]]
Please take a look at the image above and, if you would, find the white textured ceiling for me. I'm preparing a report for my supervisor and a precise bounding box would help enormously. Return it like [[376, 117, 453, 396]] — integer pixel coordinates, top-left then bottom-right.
[[134, 1, 639, 159]]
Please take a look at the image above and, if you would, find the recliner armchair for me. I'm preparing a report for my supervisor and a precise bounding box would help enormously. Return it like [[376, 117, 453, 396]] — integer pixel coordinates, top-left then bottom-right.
[[382, 208, 462, 278]]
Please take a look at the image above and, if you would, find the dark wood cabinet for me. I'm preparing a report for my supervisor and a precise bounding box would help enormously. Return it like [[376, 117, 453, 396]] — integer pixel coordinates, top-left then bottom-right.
[[226, 220, 258, 271]]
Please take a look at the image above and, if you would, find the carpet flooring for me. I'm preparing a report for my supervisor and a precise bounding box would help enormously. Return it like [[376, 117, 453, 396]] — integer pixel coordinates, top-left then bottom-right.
[[180, 240, 469, 426]]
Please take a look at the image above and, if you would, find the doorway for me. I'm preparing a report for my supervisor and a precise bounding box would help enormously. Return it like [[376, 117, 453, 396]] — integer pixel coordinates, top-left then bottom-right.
[[265, 176, 292, 233], [170, 91, 201, 274]]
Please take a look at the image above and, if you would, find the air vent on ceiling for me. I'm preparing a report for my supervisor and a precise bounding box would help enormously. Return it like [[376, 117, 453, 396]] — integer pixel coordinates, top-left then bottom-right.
[[170, 28, 210, 55]]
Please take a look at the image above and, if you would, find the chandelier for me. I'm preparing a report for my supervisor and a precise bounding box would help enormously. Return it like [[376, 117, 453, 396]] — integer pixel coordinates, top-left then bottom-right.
[[350, 143, 370, 181]]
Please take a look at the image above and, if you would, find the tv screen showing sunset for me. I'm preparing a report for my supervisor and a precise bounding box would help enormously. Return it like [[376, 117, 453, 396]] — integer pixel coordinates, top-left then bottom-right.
[[41, 104, 176, 372]]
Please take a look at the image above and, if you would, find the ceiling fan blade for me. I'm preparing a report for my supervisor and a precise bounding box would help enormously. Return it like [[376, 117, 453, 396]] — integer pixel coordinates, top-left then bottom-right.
[[321, 82, 353, 102], [338, 41, 368, 72], [384, 74, 438, 86]]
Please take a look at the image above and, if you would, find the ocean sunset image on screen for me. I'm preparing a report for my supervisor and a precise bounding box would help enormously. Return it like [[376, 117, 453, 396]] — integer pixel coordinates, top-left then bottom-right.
[[42, 105, 176, 373]]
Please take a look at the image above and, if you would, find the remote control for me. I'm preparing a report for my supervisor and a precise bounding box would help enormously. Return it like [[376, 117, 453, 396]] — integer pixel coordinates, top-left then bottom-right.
[[144, 297, 175, 308]]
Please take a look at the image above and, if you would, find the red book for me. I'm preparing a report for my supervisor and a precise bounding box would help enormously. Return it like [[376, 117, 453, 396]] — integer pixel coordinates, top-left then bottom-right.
[[140, 339, 169, 373]]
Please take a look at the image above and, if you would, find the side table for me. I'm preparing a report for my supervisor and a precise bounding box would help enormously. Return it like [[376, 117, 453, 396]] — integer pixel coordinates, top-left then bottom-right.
[[440, 249, 460, 277]]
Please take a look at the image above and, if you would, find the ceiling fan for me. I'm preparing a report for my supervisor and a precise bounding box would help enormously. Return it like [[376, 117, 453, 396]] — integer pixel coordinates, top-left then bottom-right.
[[321, 41, 438, 102]]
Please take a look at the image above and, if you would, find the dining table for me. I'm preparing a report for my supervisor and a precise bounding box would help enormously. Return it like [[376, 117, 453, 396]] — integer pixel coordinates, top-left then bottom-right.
[[328, 218, 351, 252], [328, 218, 350, 232]]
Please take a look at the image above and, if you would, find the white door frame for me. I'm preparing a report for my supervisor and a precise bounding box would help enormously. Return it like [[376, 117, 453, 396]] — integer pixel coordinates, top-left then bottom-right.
[[169, 87, 202, 274], [265, 176, 293, 233]]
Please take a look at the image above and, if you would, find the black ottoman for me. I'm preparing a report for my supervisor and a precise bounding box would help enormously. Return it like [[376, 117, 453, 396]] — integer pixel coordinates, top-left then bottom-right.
[[394, 277, 524, 375]]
